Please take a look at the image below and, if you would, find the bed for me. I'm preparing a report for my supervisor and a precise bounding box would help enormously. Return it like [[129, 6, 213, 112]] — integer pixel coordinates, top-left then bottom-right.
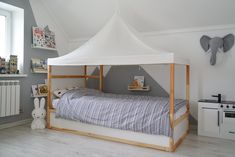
[[47, 13, 190, 152], [52, 88, 187, 137]]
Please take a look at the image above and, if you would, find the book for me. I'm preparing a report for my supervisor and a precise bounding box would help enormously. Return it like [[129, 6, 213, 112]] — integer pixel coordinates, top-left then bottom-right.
[[31, 58, 47, 73], [31, 85, 39, 96], [32, 26, 56, 49]]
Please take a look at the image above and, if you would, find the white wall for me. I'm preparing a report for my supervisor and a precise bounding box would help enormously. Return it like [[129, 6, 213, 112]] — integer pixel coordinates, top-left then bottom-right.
[[67, 26, 235, 120], [142, 27, 235, 119], [29, 0, 70, 56]]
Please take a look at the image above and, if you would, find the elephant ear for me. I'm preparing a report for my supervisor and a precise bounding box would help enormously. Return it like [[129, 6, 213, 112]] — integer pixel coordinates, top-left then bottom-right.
[[223, 34, 234, 52], [200, 35, 211, 52]]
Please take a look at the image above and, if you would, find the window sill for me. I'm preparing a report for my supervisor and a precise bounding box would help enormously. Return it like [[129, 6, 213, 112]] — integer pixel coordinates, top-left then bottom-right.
[[0, 74, 28, 78]]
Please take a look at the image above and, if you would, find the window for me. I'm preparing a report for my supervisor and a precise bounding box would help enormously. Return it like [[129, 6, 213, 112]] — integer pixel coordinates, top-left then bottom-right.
[[0, 15, 6, 55], [0, 8, 11, 58], [0, 2, 24, 73]]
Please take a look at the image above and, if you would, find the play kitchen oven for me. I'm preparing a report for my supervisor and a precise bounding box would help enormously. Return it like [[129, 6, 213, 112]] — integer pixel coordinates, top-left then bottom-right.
[[198, 99, 235, 140], [220, 103, 235, 140]]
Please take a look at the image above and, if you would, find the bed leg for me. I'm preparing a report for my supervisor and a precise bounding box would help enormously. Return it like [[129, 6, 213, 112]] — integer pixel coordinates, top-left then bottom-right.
[[84, 65, 87, 87], [169, 137, 174, 152], [47, 65, 52, 128]]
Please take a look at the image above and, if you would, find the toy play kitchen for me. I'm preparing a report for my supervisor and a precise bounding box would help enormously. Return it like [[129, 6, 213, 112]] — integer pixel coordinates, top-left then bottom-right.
[[198, 94, 235, 140]]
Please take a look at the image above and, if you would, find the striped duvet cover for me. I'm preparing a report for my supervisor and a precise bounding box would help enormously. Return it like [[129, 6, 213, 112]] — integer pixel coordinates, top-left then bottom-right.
[[55, 88, 186, 137]]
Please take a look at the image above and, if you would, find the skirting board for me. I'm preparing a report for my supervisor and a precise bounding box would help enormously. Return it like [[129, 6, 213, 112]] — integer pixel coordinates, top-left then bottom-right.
[[0, 118, 32, 130]]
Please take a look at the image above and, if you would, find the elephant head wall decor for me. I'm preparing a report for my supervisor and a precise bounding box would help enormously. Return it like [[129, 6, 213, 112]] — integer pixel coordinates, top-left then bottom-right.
[[200, 34, 234, 65]]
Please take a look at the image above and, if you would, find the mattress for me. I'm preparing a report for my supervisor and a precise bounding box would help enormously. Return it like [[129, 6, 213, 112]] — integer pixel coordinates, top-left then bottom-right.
[[54, 88, 187, 137]]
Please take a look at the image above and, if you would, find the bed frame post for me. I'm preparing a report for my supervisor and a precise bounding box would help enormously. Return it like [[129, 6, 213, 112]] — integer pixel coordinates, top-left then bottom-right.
[[99, 65, 104, 91], [169, 64, 175, 128], [186, 65, 190, 131], [186, 65, 190, 112], [47, 65, 52, 128], [169, 63, 175, 151], [84, 65, 87, 87]]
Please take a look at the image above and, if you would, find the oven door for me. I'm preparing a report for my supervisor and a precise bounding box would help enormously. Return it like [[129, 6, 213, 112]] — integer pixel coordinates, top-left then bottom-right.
[[220, 111, 235, 140], [223, 111, 235, 124]]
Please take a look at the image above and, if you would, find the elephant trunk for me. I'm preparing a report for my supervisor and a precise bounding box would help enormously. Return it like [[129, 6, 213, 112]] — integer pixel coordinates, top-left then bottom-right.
[[209, 38, 223, 65], [210, 50, 217, 65]]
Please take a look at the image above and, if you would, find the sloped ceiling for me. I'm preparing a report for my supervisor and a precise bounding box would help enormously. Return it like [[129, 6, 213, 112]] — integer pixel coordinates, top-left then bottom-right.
[[39, 0, 235, 40]]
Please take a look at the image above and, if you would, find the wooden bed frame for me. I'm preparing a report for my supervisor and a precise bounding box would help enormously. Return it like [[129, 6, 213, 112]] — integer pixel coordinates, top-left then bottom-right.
[[47, 64, 190, 152]]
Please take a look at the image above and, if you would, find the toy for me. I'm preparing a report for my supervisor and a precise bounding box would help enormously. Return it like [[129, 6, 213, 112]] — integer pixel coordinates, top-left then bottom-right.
[[200, 34, 234, 65], [31, 98, 46, 129], [9, 55, 18, 74], [129, 79, 143, 89], [0, 57, 6, 74], [53, 88, 68, 98]]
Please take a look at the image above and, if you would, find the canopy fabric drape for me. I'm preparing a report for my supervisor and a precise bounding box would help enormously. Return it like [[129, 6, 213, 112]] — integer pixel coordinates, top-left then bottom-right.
[[48, 13, 188, 66]]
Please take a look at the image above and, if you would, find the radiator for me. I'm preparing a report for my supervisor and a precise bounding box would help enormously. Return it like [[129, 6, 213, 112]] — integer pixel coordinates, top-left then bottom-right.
[[0, 80, 20, 117]]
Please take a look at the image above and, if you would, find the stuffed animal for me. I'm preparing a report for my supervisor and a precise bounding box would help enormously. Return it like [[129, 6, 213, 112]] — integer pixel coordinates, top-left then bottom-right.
[[53, 86, 80, 98], [130, 79, 142, 88], [53, 89, 68, 98], [31, 98, 46, 129]]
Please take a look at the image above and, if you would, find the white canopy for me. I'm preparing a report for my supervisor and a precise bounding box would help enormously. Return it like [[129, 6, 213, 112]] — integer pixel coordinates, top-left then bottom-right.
[[48, 13, 189, 66]]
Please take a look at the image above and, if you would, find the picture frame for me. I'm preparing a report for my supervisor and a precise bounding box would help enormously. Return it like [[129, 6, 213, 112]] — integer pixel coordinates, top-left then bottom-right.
[[31, 58, 47, 73]]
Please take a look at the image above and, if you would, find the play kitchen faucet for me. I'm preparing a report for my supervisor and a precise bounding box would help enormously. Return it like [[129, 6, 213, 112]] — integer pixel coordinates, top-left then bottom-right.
[[212, 94, 222, 103]]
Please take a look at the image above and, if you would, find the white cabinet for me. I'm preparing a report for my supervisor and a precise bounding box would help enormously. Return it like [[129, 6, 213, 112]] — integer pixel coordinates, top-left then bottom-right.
[[198, 102, 220, 138]]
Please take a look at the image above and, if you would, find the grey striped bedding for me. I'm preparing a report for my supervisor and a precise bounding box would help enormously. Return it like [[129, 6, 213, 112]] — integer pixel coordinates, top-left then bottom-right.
[[55, 88, 186, 137]]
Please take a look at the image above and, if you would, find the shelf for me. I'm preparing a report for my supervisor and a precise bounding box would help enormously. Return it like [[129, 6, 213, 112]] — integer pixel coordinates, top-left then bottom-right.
[[31, 45, 57, 51], [0, 74, 28, 78], [128, 85, 150, 91], [31, 71, 47, 74], [31, 94, 47, 98]]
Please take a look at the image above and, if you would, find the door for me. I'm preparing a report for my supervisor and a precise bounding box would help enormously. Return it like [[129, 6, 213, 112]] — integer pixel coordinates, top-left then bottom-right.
[[198, 103, 220, 137], [220, 111, 235, 140]]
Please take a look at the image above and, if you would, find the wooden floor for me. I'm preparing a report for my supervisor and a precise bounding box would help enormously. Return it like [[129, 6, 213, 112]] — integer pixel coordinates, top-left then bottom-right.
[[0, 125, 235, 157]]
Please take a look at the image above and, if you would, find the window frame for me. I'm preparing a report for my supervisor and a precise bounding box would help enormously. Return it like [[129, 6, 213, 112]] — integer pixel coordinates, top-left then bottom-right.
[[0, 8, 12, 58]]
